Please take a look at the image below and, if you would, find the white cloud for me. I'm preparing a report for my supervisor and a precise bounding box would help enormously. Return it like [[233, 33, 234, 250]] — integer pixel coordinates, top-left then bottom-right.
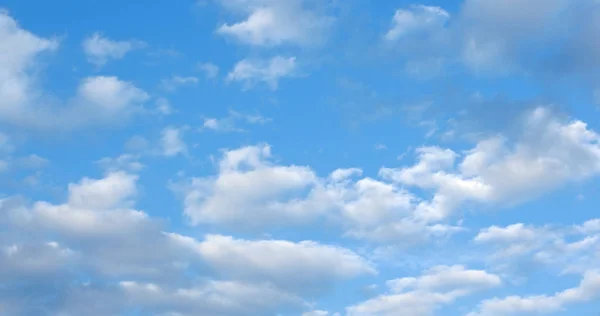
[[347, 265, 501, 316], [468, 270, 600, 316], [474, 219, 600, 275], [227, 56, 297, 90], [385, 5, 450, 41], [198, 62, 220, 79], [178, 143, 461, 244], [120, 280, 306, 316], [0, 12, 149, 130], [160, 127, 188, 157], [170, 234, 374, 294], [215, 0, 333, 47], [201, 110, 271, 132], [380, 107, 600, 222], [82, 32, 144, 66], [160, 76, 199, 92]]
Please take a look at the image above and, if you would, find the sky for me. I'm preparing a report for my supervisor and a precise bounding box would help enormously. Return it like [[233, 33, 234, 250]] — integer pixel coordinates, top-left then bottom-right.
[[1, 0, 600, 315]]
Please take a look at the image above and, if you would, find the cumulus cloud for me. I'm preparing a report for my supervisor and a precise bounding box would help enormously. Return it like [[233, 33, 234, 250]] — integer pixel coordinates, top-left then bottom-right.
[[170, 233, 375, 295], [468, 270, 600, 316], [380, 107, 600, 221], [178, 143, 461, 244], [385, 0, 600, 88], [227, 56, 297, 90], [474, 219, 600, 275], [215, 0, 334, 47], [347, 265, 501, 316], [0, 12, 149, 130], [82, 32, 144, 66], [0, 168, 373, 315], [385, 5, 450, 42]]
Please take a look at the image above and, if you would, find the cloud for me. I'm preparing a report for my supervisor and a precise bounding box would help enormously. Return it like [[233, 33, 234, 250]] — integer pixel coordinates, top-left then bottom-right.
[[0, 11, 149, 130], [347, 265, 501, 316], [177, 143, 461, 244], [160, 127, 188, 157], [198, 62, 220, 79], [160, 76, 199, 92], [227, 56, 297, 90], [474, 219, 600, 275], [215, 0, 334, 47], [380, 107, 600, 221], [170, 233, 375, 295], [201, 110, 271, 132], [384, 5, 450, 42], [385, 0, 600, 88], [82, 32, 144, 66], [468, 270, 600, 316], [0, 168, 375, 315]]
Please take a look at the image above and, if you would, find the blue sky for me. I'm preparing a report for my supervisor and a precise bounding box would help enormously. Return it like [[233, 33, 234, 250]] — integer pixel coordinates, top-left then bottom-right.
[[1, 0, 600, 315]]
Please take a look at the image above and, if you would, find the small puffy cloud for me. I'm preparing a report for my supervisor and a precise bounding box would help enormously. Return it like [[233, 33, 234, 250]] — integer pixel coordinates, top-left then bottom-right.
[[385, 5, 450, 41], [0, 12, 149, 131], [201, 110, 271, 132], [82, 32, 144, 66], [160, 127, 188, 157], [215, 0, 334, 47], [347, 265, 501, 316], [198, 62, 220, 79], [468, 270, 600, 316], [227, 56, 297, 90], [160, 76, 199, 92]]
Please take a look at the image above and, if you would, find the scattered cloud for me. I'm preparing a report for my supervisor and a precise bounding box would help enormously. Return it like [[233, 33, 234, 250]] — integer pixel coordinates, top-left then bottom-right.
[[160, 127, 188, 157], [82, 32, 145, 66], [201, 110, 271, 132], [215, 0, 334, 47], [227, 56, 297, 90], [160, 76, 199, 92], [0, 12, 149, 131], [468, 271, 600, 316], [347, 265, 501, 316], [198, 62, 220, 79]]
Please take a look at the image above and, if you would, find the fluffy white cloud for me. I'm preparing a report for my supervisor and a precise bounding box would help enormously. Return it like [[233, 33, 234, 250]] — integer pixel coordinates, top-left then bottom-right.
[[82, 32, 144, 66], [179, 143, 461, 244], [468, 270, 600, 316], [1, 168, 375, 315], [170, 234, 375, 294], [216, 0, 333, 47], [385, 5, 450, 41], [347, 265, 501, 316], [381, 107, 600, 221], [227, 56, 297, 90], [474, 219, 600, 275], [0, 12, 149, 130]]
